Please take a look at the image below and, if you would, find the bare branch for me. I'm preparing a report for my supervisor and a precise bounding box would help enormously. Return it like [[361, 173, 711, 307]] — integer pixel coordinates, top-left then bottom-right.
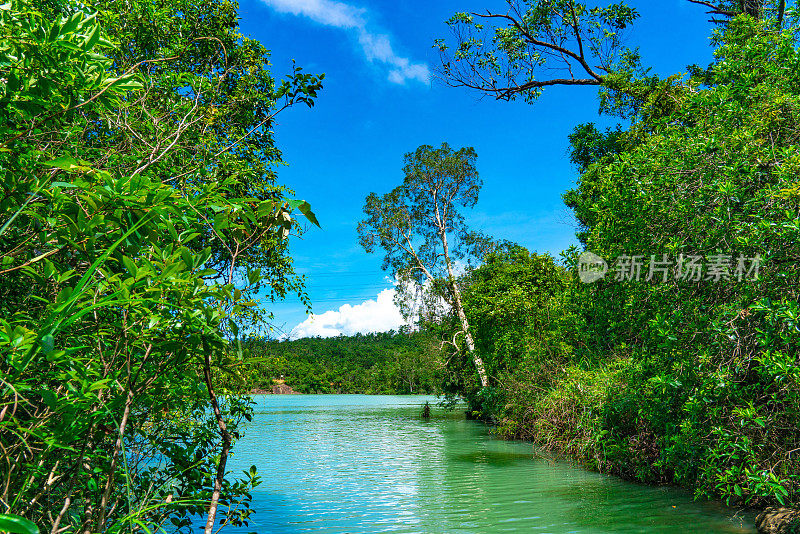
[[686, 0, 740, 15]]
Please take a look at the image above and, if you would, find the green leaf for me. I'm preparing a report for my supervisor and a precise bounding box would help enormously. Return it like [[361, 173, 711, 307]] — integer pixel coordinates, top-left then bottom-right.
[[39, 389, 58, 409], [0, 514, 39, 534], [212, 212, 229, 231], [61, 13, 82, 35], [122, 256, 138, 278], [40, 334, 54, 354], [246, 268, 261, 285], [288, 200, 320, 228], [42, 156, 91, 173], [180, 248, 193, 268], [83, 23, 100, 50], [50, 181, 79, 189], [55, 286, 73, 305], [89, 379, 110, 392], [229, 319, 239, 338], [106, 76, 143, 91]]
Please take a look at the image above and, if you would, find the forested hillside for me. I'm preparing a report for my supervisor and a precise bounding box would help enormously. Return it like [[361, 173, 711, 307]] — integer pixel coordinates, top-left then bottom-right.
[[233, 331, 443, 394]]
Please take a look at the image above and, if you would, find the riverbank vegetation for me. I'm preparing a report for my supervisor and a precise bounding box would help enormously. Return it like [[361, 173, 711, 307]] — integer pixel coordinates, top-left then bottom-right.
[[0, 0, 320, 532], [427, 1, 800, 512]]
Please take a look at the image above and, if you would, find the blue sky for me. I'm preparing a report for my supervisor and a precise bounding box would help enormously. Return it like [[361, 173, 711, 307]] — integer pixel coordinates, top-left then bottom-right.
[[236, 0, 717, 338]]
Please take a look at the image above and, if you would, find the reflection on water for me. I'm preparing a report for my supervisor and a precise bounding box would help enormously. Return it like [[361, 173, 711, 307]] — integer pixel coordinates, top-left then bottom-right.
[[218, 395, 754, 533]]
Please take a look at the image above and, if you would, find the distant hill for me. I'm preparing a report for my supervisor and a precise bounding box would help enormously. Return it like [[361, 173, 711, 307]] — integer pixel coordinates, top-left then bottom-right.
[[231, 330, 444, 394]]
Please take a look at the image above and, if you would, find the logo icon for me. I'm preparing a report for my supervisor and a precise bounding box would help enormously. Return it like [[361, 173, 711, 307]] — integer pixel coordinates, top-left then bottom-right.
[[578, 251, 607, 283]]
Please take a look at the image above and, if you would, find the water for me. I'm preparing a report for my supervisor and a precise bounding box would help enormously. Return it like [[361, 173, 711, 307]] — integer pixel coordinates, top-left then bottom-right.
[[222, 395, 754, 533]]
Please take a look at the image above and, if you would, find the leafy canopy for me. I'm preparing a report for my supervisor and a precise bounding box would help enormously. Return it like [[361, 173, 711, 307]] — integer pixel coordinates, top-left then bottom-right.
[[0, 0, 321, 532]]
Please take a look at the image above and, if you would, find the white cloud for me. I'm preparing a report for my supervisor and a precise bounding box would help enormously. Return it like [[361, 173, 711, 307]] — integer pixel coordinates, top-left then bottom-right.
[[260, 0, 430, 85], [262, 0, 365, 28], [289, 288, 409, 339]]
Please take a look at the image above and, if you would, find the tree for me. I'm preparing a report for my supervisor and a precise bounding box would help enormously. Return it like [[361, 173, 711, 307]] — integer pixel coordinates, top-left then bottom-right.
[[452, 244, 582, 422], [0, 1, 320, 532], [460, 245, 574, 376], [358, 144, 490, 388], [435, 0, 789, 107], [68, 0, 322, 332], [563, 123, 627, 244], [561, 15, 800, 505], [434, 0, 640, 103]]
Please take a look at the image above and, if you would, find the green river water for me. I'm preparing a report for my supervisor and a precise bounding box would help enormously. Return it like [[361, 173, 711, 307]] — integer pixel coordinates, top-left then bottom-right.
[[222, 394, 755, 533]]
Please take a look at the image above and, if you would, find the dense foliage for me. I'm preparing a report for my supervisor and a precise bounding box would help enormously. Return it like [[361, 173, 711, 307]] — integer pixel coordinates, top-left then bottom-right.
[[0, 0, 320, 532], [439, 5, 800, 511], [232, 331, 443, 395], [440, 245, 582, 414], [565, 16, 800, 507]]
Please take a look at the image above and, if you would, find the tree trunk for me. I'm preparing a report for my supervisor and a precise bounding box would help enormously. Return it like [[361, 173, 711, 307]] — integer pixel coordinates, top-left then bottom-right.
[[96, 388, 134, 532], [440, 230, 489, 388], [202, 339, 232, 534], [451, 289, 489, 388]]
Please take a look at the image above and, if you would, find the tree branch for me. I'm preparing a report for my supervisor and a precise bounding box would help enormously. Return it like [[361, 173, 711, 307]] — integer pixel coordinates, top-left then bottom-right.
[[473, 11, 604, 81], [447, 76, 600, 101], [686, 0, 741, 16]]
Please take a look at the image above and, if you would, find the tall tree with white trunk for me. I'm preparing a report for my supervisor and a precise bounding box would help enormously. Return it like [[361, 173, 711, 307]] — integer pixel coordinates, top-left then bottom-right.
[[358, 143, 490, 388]]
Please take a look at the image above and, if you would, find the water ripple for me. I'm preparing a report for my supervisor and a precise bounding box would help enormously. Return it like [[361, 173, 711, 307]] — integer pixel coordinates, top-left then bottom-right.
[[213, 395, 754, 534]]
